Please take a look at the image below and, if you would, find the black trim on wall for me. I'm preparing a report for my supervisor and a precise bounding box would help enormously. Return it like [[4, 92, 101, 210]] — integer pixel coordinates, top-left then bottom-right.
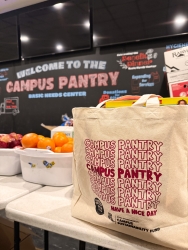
[[0, 0, 93, 66], [0, 0, 68, 19], [1, 0, 188, 67]]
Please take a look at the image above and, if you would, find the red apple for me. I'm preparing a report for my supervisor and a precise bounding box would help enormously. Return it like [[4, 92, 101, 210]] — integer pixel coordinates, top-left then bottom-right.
[[1, 135, 16, 148], [0, 135, 10, 148], [9, 132, 17, 139], [16, 134, 23, 140], [0, 133, 23, 148], [8, 138, 16, 148], [0, 134, 6, 137], [12, 140, 21, 148], [9, 133, 23, 140], [0, 140, 9, 148], [9, 138, 21, 148], [1, 135, 11, 143]]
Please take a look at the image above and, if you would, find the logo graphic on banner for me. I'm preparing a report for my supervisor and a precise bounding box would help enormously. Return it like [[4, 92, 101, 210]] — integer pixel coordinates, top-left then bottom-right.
[[131, 71, 160, 94], [0, 97, 20, 116], [99, 89, 128, 102], [0, 68, 9, 81], [117, 49, 158, 70]]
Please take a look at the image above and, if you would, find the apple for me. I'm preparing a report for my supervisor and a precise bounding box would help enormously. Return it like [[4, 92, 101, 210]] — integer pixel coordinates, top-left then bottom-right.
[[9, 133, 23, 140], [9, 132, 17, 139], [0, 134, 5, 139], [9, 138, 21, 148], [0, 135, 13, 148], [0, 140, 9, 148], [0, 133, 23, 148], [15, 134, 23, 140], [1, 134, 11, 142]]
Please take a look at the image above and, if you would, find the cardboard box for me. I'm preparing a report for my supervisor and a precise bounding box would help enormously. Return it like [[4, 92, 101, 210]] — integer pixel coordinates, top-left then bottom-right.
[[164, 46, 188, 83], [164, 46, 188, 72], [167, 69, 188, 83], [41, 123, 57, 131], [41, 124, 74, 138], [41, 123, 74, 138], [0, 217, 35, 250], [51, 126, 74, 138]]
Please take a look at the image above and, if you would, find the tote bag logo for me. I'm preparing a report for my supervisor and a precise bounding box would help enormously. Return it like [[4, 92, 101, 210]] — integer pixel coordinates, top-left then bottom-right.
[[94, 198, 104, 215], [85, 139, 163, 217]]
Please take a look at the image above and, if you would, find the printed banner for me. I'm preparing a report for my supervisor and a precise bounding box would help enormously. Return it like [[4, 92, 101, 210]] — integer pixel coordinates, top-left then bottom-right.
[[1, 35, 188, 135]]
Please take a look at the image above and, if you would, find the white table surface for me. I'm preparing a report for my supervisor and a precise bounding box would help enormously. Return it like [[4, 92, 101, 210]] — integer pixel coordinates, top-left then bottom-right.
[[0, 176, 7, 181], [0, 175, 42, 210], [6, 185, 172, 250]]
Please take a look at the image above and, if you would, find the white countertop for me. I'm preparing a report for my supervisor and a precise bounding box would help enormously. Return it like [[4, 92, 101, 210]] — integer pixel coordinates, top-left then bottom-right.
[[0, 176, 7, 181], [0, 175, 42, 210], [6, 185, 172, 250]]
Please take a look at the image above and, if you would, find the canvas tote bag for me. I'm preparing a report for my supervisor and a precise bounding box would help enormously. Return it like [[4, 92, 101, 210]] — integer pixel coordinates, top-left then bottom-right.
[[71, 94, 188, 250]]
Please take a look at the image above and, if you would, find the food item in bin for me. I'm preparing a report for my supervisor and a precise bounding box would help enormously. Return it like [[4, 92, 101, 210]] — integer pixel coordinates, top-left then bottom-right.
[[9, 138, 22, 148], [21, 133, 39, 148], [61, 142, 73, 153], [52, 132, 66, 140], [54, 147, 62, 153], [37, 137, 55, 151], [67, 137, 73, 143], [0, 140, 9, 148], [38, 135, 45, 140], [9, 132, 23, 140], [10, 133, 23, 148], [53, 134, 68, 147], [20, 132, 73, 153], [0, 133, 23, 148], [0, 134, 10, 148]]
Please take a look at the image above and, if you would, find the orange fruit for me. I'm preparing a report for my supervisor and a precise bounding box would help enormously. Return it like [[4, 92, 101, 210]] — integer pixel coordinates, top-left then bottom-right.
[[54, 147, 62, 153], [38, 135, 45, 140], [67, 141, 73, 144], [37, 137, 55, 151], [21, 133, 39, 148], [52, 132, 66, 140], [53, 134, 68, 147], [67, 137, 73, 142], [61, 142, 73, 153]]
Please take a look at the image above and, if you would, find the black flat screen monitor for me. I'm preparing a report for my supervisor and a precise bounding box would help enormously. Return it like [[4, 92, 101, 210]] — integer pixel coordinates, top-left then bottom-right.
[[0, 16, 19, 63], [93, 0, 188, 47], [19, 0, 90, 58]]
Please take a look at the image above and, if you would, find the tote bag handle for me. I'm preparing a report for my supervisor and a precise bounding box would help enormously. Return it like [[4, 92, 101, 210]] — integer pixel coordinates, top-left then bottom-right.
[[132, 94, 160, 107], [96, 94, 160, 108], [96, 99, 111, 108]]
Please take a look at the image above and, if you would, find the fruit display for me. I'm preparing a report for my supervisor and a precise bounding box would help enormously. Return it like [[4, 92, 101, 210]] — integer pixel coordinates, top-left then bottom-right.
[[0, 133, 23, 148], [21, 132, 73, 153]]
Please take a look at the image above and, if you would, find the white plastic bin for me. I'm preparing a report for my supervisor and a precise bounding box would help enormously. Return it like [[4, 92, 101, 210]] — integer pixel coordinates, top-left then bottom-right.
[[15, 148, 73, 186], [0, 149, 21, 175]]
